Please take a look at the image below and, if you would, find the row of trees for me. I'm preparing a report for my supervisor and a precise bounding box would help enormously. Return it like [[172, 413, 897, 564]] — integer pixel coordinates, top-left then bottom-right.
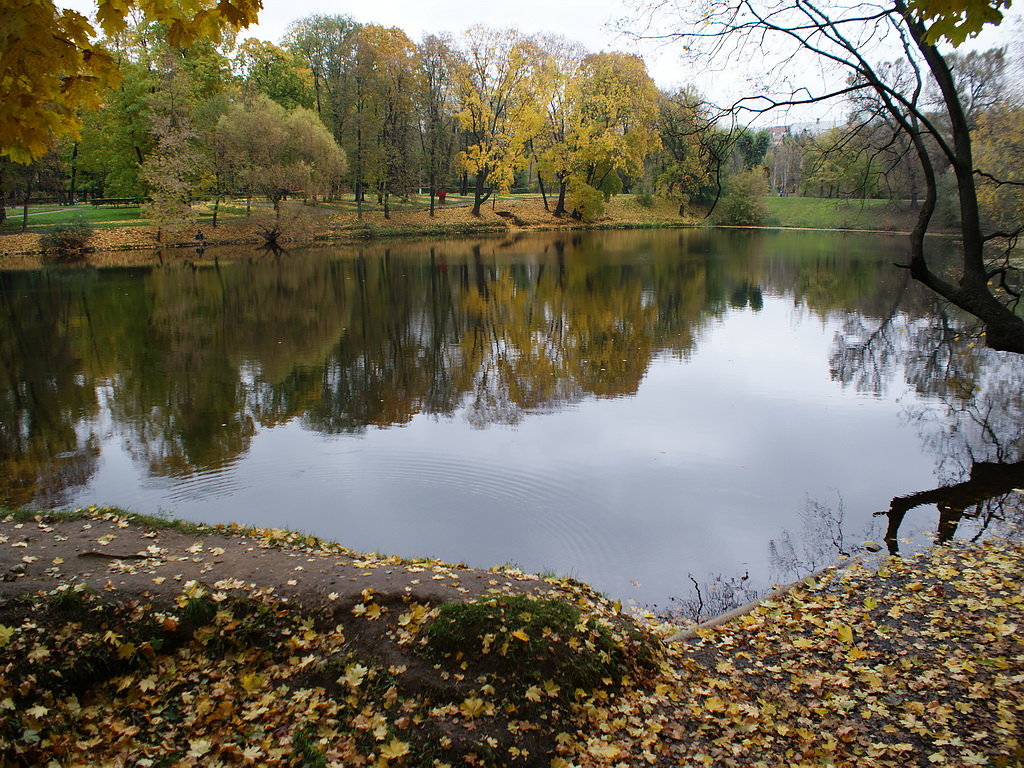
[[23, 9, 1014, 227], [1, 17, 737, 226], [763, 47, 1020, 209]]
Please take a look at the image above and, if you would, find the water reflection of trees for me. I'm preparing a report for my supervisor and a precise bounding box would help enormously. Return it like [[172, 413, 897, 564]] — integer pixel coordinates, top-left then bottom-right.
[[0, 272, 101, 507], [1, 229, 996, 506], [827, 281, 1024, 549]]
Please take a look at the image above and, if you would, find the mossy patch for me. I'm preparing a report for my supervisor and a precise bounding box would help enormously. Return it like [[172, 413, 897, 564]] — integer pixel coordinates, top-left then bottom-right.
[[424, 593, 660, 697]]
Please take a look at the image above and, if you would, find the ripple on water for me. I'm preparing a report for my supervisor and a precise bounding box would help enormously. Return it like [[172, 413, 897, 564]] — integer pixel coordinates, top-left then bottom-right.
[[228, 443, 621, 574]]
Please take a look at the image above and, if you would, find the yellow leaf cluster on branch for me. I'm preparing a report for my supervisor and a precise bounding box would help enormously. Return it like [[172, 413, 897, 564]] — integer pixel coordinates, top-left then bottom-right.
[[0, 0, 261, 163]]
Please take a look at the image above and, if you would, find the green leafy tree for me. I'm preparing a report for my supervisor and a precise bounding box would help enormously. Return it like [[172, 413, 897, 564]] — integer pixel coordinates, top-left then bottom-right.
[[713, 167, 769, 225], [282, 15, 360, 129], [234, 38, 315, 110], [216, 94, 347, 218], [655, 87, 715, 213]]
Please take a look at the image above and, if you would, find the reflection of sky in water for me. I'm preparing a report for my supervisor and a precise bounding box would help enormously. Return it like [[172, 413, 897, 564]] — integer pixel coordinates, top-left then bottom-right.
[[4, 229, 1016, 608], [75, 296, 940, 607]]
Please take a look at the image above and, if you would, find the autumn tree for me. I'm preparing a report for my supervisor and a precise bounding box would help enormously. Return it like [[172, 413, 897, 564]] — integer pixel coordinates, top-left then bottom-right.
[[452, 27, 544, 216], [357, 26, 422, 218], [1, 0, 261, 163], [216, 94, 347, 218], [531, 34, 589, 216], [533, 49, 661, 220], [635, 0, 1024, 353], [974, 105, 1024, 235], [655, 87, 716, 213], [418, 34, 460, 216], [142, 54, 209, 238]]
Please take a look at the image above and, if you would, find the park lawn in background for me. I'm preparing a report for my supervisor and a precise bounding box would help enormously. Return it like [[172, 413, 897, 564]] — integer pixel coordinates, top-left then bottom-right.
[[763, 196, 911, 230], [1, 204, 146, 231]]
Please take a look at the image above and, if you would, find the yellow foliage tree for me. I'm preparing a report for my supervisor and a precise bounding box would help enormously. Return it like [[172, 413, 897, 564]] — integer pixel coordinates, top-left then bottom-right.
[[452, 27, 544, 216], [973, 106, 1024, 234], [1, 0, 261, 163]]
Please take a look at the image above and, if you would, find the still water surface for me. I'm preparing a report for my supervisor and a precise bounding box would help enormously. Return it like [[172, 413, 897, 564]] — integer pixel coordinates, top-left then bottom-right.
[[2, 228, 1021, 608]]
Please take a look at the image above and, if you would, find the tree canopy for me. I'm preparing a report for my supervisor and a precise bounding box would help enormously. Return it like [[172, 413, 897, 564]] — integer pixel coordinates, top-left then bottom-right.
[[0, 0, 261, 162]]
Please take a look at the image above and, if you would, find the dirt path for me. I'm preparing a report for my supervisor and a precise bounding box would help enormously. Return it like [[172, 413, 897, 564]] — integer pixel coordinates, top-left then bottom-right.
[[0, 510, 543, 611]]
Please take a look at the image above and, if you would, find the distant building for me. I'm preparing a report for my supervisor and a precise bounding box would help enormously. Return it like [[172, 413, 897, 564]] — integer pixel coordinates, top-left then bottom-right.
[[767, 119, 839, 145]]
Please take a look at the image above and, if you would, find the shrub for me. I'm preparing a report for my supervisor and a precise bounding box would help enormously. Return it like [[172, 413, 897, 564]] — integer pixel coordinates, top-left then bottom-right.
[[568, 181, 605, 222], [39, 217, 93, 254], [712, 168, 769, 226]]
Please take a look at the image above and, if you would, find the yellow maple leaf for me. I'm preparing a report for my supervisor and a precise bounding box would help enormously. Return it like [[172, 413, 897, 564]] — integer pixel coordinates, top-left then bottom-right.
[[0, 625, 14, 648], [459, 696, 487, 718], [341, 663, 368, 688], [510, 629, 530, 642], [380, 738, 410, 760], [703, 696, 726, 713], [240, 672, 265, 693], [525, 685, 542, 702], [587, 741, 620, 759]]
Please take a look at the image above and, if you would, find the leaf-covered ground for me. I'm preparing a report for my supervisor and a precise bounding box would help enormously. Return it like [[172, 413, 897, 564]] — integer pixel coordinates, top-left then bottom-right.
[[1, 507, 1021, 767], [572, 540, 1024, 768], [0, 195, 690, 263]]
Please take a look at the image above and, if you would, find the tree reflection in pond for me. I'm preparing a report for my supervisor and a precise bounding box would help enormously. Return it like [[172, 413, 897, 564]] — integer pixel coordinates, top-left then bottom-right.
[[830, 287, 1023, 553], [1, 229, 1020, 605]]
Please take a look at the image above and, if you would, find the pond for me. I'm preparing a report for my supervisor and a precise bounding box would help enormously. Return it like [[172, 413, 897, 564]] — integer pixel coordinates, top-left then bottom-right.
[[1, 228, 1021, 610]]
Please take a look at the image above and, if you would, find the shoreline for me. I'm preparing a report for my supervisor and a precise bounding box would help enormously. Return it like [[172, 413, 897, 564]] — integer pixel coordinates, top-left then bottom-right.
[[0, 195, 946, 268], [2, 505, 1021, 766]]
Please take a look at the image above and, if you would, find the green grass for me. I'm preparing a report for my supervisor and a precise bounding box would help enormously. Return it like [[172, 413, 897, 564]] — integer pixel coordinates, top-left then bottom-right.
[[762, 196, 913, 230], [1, 200, 260, 233], [1, 205, 145, 231]]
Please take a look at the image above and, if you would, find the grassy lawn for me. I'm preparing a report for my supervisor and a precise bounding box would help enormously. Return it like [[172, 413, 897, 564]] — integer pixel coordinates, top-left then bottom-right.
[[1, 204, 146, 232], [1, 200, 265, 233], [763, 196, 911, 230]]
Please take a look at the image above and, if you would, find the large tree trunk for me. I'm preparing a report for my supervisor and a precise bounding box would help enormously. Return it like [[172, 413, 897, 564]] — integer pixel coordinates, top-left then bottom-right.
[[554, 175, 568, 217], [428, 172, 436, 217], [68, 142, 79, 205], [537, 171, 549, 212], [899, 7, 1024, 353], [471, 171, 491, 217], [21, 172, 33, 233]]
